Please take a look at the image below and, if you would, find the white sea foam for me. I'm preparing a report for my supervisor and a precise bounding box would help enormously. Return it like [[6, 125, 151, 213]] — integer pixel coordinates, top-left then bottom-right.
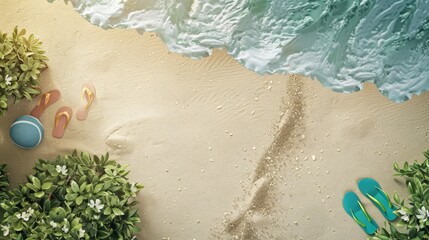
[[50, 0, 429, 102]]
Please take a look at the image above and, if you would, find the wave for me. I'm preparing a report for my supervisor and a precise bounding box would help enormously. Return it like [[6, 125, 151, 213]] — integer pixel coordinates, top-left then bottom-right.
[[50, 0, 429, 102]]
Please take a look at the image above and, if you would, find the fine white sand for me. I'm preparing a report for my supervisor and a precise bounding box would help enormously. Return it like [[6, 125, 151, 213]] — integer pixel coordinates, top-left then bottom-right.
[[1, 1, 429, 239]]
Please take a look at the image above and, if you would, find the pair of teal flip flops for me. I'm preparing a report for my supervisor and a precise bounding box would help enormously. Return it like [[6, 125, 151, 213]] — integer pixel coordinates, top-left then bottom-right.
[[342, 178, 397, 235]]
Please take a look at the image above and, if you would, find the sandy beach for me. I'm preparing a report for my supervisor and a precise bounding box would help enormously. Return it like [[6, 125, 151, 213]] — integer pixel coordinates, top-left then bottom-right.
[[1, 1, 429, 239]]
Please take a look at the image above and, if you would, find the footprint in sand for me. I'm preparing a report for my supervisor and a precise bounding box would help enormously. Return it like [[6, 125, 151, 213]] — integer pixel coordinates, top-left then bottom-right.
[[226, 176, 272, 232], [104, 117, 166, 155], [105, 134, 133, 155], [104, 120, 141, 155], [220, 75, 305, 240]]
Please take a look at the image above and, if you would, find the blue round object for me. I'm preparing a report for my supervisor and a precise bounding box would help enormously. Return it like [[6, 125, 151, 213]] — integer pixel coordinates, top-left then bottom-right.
[[10, 115, 44, 149]]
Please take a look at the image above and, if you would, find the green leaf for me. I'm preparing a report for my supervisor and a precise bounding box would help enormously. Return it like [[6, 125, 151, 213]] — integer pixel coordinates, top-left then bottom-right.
[[424, 150, 429, 160], [18, 28, 26, 36], [42, 182, 52, 190], [104, 207, 112, 215], [76, 196, 83, 205], [394, 162, 400, 172], [94, 183, 103, 193], [79, 182, 87, 192], [25, 87, 40, 95], [71, 218, 80, 228], [13, 221, 23, 231], [410, 227, 417, 237], [34, 191, 44, 198], [393, 192, 401, 205], [65, 193, 78, 201], [71, 180, 79, 193], [98, 230, 110, 239], [404, 162, 409, 170], [103, 181, 112, 190], [408, 182, 415, 194], [390, 224, 397, 235], [20, 64, 29, 71], [113, 208, 124, 216], [32, 176, 41, 189], [43, 199, 51, 212]]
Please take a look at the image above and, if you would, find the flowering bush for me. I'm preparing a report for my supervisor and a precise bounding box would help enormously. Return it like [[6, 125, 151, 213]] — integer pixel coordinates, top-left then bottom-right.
[[370, 149, 429, 240], [0, 151, 143, 239], [0, 27, 48, 116]]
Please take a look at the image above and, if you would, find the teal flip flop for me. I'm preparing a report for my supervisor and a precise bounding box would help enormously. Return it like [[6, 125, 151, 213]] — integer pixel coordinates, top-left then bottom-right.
[[342, 191, 378, 235], [358, 178, 397, 221]]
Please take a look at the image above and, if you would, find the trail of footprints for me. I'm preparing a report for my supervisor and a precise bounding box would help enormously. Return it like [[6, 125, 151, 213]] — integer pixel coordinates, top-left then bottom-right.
[[221, 75, 305, 240]]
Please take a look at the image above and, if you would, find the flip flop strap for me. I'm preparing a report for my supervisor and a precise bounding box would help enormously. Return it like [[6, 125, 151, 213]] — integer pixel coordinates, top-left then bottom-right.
[[357, 200, 371, 222], [351, 209, 366, 227], [37, 92, 51, 108], [81, 87, 94, 110], [375, 186, 393, 208], [366, 193, 387, 212], [55, 111, 71, 129]]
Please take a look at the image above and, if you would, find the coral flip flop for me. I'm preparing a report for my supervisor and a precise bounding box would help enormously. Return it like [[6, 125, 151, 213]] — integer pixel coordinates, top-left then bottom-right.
[[52, 107, 72, 139], [358, 178, 397, 221], [343, 191, 378, 235], [76, 82, 96, 121], [30, 90, 61, 118]]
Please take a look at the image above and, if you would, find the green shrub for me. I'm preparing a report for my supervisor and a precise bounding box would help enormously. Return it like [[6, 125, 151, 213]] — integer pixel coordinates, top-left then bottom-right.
[[0, 164, 8, 201], [0, 26, 48, 116], [0, 151, 143, 239], [370, 149, 429, 240]]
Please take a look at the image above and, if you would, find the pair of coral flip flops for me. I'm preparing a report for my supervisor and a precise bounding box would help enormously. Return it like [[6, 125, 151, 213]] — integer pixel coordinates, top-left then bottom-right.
[[342, 178, 397, 235], [30, 82, 96, 138]]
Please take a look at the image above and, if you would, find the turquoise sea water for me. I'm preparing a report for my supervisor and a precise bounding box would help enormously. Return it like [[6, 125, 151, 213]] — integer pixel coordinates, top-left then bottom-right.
[[52, 0, 429, 102]]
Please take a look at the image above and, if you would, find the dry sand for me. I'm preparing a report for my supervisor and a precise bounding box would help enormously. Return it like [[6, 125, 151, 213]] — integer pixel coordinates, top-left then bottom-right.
[[1, 1, 429, 239]]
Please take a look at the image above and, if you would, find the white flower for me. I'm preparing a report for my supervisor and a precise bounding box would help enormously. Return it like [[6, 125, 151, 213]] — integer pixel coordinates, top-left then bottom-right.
[[16, 211, 31, 221], [1, 225, 9, 237], [4, 75, 12, 86], [50, 221, 58, 228], [18, 207, 35, 222], [397, 209, 409, 222], [56, 165, 68, 175], [78, 228, 85, 238], [22, 212, 31, 221], [88, 199, 104, 213], [416, 206, 429, 222], [62, 225, 69, 233]]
